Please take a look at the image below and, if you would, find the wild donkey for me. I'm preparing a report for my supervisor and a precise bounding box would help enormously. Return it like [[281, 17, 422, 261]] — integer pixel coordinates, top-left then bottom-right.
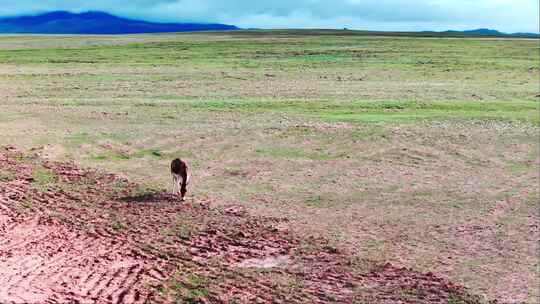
[[171, 158, 190, 201]]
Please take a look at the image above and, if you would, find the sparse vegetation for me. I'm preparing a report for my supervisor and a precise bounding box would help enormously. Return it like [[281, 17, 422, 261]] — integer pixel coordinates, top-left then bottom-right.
[[21, 199, 34, 210], [110, 213, 125, 231], [31, 167, 57, 190], [0, 31, 537, 303], [0, 169, 16, 182], [162, 214, 204, 239], [161, 272, 210, 303]]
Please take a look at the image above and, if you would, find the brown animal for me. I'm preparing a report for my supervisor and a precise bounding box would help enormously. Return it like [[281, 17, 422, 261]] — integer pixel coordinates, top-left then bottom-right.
[[171, 158, 190, 201]]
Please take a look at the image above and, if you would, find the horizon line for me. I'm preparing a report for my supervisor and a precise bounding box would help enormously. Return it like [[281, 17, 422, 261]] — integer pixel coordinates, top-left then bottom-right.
[[1, 10, 538, 35]]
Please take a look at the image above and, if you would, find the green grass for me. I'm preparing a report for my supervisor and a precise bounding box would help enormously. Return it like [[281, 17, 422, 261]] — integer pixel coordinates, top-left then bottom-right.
[[1, 34, 537, 107], [110, 213, 125, 231], [0, 31, 538, 302], [90, 151, 131, 161], [161, 214, 203, 239], [21, 199, 34, 210], [91, 149, 165, 161], [32, 167, 57, 188], [177, 99, 540, 123], [0, 169, 16, 182], [255, 147, 336, 160], [0, 35, 536, 72], [304, 194, 343, 208], [507, 161, 534, 174], [131, 148, 164, 158], [160, 271, 210, 303], [66, 132, 93, 146]]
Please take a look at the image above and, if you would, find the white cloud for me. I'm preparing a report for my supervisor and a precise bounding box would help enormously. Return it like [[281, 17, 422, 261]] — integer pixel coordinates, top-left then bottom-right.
[[0, 0, 537, 33]]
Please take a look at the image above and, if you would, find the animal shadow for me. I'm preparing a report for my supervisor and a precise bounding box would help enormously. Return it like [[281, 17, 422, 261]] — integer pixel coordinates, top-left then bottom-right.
[[119, 191, 179, 203]]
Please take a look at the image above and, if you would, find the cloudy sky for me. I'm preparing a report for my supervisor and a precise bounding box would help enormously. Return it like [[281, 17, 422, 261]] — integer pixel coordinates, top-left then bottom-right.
[[0, 0, 538, 33]]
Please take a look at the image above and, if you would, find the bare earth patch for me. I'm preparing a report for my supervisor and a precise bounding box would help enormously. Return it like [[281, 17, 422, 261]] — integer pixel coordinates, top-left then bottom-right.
[[0, 146, 485, 303], [0, 215, 165, 303]]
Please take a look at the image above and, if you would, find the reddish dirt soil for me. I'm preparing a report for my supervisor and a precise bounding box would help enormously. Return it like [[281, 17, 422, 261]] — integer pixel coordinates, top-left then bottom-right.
[[0, 215, 165, 303], [0, 146, 486, 303]]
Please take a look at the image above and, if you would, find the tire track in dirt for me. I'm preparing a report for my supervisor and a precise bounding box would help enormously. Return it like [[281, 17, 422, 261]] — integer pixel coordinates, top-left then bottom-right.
[[0, 147, 166, 303], [0, 147, 485, 303], [0, 212, 163, 303]]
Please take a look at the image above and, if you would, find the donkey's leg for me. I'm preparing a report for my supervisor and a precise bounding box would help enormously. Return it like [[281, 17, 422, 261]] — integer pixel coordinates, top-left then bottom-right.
[[180, 179, 187, 202], [171, 175, 178, 195]]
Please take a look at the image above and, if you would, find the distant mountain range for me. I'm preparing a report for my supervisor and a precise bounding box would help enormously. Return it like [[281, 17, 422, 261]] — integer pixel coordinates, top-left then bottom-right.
[[0, 11, 238, 34], [438, 28, 539, 38], [0, 11, 537, 38]]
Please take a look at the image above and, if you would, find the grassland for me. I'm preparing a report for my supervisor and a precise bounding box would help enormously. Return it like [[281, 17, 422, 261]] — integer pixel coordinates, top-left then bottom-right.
[[0, 31, 538, 302]]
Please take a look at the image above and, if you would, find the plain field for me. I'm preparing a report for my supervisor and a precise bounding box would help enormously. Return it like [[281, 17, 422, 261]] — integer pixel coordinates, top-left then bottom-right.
[[0, 32, 538, 302]]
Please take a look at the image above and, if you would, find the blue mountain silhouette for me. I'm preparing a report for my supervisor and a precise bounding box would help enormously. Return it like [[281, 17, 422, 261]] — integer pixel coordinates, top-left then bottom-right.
[[422, 28, 538, 38], [444, 28, 509, 36], [0, 11, 238, 34], [0, 12, 537, 38]]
